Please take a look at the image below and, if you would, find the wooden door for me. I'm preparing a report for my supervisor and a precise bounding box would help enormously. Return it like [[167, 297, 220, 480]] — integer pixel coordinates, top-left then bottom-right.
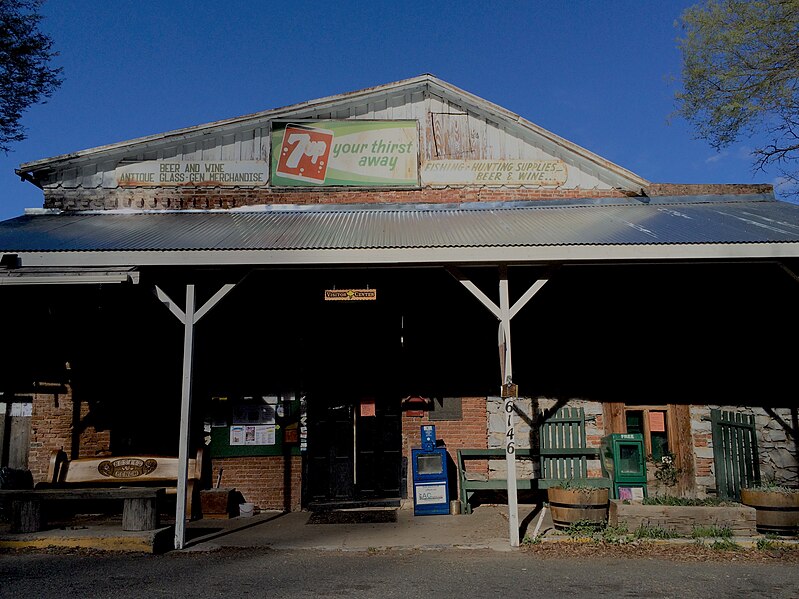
[[306, 399, 355, 502]]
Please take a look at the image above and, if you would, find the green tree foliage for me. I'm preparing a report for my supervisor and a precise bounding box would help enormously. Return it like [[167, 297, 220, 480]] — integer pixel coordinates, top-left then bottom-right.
[[675, 0, 799, 193], [0, 0, 62, 153]]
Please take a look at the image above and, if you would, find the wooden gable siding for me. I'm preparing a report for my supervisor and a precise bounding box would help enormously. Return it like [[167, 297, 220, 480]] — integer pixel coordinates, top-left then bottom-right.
[[46, 88, 612, 193]]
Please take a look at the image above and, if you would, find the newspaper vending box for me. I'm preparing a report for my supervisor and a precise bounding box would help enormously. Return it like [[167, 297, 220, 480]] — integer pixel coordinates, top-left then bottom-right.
[[412, 425, 450, 515]]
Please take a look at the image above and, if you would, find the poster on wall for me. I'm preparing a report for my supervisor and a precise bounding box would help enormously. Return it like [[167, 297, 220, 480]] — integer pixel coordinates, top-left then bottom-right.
[[299, 394, 308, 452], [230, 424, 276, 446], [271, 120, 419, 187], [649, 411, 666, 433], [230, 425, 245, 445]]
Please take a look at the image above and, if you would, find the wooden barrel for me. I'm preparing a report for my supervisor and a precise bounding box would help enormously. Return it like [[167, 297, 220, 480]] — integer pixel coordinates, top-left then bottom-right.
[[548, 487, 609, 530], [741, 489, 799, 536]]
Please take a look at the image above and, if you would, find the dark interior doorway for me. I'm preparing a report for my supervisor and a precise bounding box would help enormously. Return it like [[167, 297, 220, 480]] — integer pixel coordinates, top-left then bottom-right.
[[303, 278, 403, 507]]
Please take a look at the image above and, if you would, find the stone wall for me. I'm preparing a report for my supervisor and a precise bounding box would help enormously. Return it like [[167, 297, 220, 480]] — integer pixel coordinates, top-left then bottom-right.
[[486, 397, 605, 480], [692, 405, 799, 490], [609, 500, 757, 536]]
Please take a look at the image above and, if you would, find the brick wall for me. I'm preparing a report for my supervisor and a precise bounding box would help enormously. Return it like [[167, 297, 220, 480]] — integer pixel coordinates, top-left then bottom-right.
[[645, 183, 773, 196], [42, 180, 776, 212], [28, 381, 111, 484], [210, 455, 302, 511], [401, 396, 487, 499], [43, 186, 630, 211]]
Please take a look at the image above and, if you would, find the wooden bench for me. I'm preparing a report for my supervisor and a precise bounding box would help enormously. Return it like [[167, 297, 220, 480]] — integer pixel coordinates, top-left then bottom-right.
[[457, 448, 534, 514], [457, 447, 610, 514], [0, 487, 165, 533], [34, 448, 204, 520]]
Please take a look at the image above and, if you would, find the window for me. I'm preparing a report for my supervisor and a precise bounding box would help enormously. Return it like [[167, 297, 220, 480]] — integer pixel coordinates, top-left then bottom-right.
[[624, 406, 671, 461], [604, 402, 691, 492]]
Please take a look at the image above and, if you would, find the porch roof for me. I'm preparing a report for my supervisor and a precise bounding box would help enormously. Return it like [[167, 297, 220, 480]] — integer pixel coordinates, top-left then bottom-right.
[[0, 193, 797, 269]]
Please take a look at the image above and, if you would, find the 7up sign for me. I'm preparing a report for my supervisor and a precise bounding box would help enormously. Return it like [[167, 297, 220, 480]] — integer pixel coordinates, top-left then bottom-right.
[[275, 124, 334, 184]]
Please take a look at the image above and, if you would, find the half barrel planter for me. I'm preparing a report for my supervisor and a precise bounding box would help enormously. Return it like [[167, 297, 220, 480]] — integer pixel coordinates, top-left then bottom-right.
[[547, 487, 610, 530], [740, 488, 799, 536]]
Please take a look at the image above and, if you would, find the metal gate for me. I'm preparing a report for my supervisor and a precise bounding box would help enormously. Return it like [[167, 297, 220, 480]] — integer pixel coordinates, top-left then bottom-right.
[[711, 408, 760, 500]]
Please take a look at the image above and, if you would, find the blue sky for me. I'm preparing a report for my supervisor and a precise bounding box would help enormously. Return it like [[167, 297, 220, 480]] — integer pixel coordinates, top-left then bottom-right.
[[0, 0, 791, 221]]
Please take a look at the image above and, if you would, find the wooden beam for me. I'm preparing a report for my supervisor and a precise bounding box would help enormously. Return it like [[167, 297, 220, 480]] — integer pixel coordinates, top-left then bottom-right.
[[154, 281, 240, 550], [174, 284, 195, 551], [447, 265, 551, 548]]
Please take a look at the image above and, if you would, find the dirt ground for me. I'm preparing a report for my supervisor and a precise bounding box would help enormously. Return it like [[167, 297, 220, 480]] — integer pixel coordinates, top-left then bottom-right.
[[522, 539, 799, 562]]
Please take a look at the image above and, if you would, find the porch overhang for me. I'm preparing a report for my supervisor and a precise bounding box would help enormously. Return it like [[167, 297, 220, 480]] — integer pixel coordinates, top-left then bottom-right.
[[5, 243, 799, 269], [0, 265, 139, 285]]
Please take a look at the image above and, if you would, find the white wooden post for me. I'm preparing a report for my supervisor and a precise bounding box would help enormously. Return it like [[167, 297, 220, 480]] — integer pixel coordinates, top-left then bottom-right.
[[448, 265, 549, 548], [498, 267, 519, 547], [174, 284, 195, 551], [155, 282, 236, 550]]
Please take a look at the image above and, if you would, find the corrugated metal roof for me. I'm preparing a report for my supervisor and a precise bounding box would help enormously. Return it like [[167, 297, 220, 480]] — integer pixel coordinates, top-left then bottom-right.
[[1, 194, 798, 268], [1, 194, 796, 252]]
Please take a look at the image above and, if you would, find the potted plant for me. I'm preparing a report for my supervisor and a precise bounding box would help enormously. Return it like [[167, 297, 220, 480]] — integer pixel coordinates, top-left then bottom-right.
[[740, 482, 799, 536], [546, 479, 609, 530], [648, 452, 683, 489]]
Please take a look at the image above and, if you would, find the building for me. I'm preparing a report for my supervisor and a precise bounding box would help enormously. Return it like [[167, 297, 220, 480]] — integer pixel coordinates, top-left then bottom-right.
[[1, 75, 797, 544]]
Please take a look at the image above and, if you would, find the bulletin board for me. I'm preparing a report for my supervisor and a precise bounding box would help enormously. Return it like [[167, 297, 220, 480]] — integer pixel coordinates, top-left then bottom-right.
[[206, 393, 302, 458]]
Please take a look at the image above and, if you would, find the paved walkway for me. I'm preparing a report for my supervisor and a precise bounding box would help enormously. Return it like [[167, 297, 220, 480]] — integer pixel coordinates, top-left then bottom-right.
[[0, 502, 545, 553], [2, 502, 796, 554], [184, 502, 543, 552]]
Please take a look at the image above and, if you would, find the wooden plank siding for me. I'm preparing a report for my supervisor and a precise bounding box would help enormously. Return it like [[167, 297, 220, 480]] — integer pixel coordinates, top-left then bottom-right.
[[674, 403, 695, 495], [44, 88, 615, 192]]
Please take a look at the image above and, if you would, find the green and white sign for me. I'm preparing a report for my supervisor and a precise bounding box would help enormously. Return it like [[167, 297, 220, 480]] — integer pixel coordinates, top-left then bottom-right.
[[271, 120, 418, 187]]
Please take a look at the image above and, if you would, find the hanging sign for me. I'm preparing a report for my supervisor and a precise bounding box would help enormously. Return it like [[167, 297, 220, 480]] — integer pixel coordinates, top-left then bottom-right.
[[324, 289, 377, 301]]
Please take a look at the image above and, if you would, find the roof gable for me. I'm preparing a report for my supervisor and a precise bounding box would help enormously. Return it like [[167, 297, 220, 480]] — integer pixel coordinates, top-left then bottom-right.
[[18, 74, 648, 193]]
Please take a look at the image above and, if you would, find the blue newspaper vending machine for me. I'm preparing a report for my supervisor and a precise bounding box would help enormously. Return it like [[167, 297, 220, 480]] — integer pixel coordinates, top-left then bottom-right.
[[412, 425, 450, 515]]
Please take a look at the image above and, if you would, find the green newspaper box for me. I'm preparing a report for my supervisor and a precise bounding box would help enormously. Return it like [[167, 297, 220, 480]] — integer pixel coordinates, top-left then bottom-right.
[[601, 433, 648, 500]]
